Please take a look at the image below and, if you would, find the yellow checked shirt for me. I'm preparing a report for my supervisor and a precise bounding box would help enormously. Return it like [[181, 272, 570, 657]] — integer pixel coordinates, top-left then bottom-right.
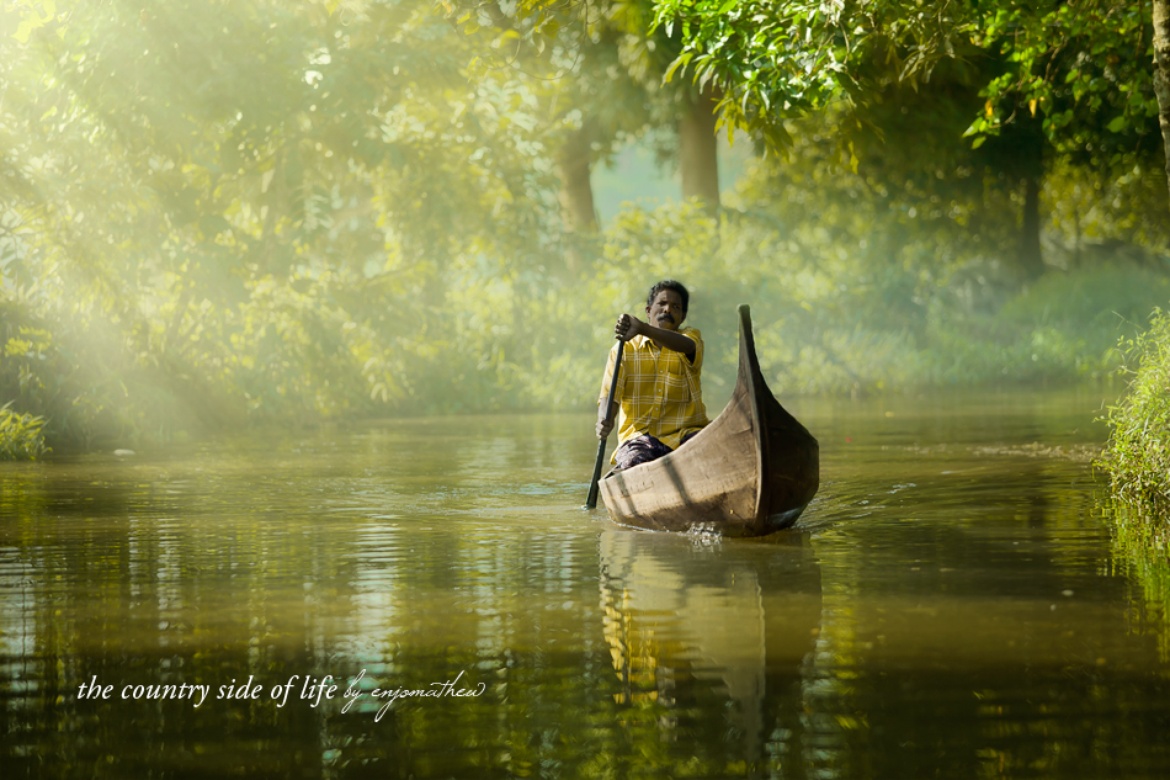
[[598, 327, 710, 458]]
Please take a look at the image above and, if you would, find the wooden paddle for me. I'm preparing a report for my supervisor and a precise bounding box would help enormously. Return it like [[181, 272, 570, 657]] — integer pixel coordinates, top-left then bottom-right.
[[585, 339, 624, 509]]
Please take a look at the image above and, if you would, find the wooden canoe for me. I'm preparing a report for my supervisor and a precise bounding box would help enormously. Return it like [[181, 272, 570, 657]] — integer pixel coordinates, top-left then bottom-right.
[[598, 305, 819, 537]]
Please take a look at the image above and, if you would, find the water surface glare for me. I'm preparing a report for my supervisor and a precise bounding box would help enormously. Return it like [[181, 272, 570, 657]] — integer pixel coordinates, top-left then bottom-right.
[[2, 389, 1169, 779]]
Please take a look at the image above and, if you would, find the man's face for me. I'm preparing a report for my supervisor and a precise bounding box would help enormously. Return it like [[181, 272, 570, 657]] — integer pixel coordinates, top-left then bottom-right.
[[646, 289, 686, 332]]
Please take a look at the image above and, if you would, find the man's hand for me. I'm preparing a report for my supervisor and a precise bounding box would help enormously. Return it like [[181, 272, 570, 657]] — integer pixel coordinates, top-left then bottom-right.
[[596, 416, 614, 440], [614, 314, 644, 341], [614, 312, 696, 361]]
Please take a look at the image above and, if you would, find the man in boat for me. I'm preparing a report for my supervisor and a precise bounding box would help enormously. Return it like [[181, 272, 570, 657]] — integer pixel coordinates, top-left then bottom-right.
[[596, 279, 710, 470]]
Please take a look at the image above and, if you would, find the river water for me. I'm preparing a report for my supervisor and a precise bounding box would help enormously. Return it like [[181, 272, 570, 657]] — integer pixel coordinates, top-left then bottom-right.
[[2, 387, 1168, 779]]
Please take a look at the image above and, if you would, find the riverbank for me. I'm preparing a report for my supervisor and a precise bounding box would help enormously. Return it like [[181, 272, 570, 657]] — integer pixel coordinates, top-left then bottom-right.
[[1099, 309, 1170, 515]]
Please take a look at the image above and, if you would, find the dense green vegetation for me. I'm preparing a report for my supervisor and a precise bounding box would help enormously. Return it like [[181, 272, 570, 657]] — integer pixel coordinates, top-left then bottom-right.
[[650, 0, 1170, 199], [1101, 310, 1170, 513], [2, 0, 1169, 458], [0, 402, 48, 460]]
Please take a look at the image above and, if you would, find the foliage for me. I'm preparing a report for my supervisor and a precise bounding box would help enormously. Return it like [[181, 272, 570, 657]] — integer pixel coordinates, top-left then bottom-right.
[[1, 0, 562, 443], [648, 0, 983, 144], [0, 302, 149, 450], [962, 2, 1160, 162], [981, 264, 1170, 381], [650, 0, 1163, 160], [0, 401, 48, 460], [1100, 309, 1170, 512], [1045, 164, 1170, 258]]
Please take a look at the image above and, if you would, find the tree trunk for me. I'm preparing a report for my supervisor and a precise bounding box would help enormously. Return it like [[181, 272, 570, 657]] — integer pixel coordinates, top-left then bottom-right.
[[556, 121, 598, 275], [557, 121, 598, 236], [1012, 110, 1047, 280], [1154, 0, 1170, 205], [1018, 172, 1045, 279], [679, 86, 721, 213]]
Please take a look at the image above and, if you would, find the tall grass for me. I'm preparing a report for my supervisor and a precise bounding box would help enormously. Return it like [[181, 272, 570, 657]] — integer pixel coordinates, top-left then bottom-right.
[[1099, 308, 1170, 512]]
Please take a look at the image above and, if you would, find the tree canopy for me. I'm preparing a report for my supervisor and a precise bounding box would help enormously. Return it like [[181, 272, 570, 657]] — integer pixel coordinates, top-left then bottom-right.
[[651, 0, 1170, 191]]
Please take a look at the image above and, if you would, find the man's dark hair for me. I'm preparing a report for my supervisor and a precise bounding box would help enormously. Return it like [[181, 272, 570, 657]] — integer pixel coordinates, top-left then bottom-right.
[[646, 279, 689, 313]]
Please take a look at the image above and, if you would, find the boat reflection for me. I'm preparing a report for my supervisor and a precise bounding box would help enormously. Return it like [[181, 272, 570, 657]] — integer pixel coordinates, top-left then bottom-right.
[[598, 527, 822, 768]]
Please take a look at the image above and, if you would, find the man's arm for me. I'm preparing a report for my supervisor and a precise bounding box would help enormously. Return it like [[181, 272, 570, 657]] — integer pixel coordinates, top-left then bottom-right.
[[615, 315, 696, 361], [596, 343, 621, 439], [596, 398, 618, 439]]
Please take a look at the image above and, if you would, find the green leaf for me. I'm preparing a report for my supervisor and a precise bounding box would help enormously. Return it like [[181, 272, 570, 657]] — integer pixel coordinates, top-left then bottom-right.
[[664, 51, 694, 83]]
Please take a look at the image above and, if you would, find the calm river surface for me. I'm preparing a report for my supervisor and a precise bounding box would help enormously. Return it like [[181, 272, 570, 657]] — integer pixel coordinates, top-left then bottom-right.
[[2, 387, 1169, 779]]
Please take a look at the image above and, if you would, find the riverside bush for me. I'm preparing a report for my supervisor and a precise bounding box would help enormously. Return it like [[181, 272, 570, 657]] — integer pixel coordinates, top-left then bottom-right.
[[996, 264, 1170, 379], [0, 403, 49, 461], [1100, 309, 1170, 512]]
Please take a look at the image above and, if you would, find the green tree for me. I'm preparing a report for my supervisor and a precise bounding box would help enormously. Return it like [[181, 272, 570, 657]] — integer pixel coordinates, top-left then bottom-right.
[[450, 0, 653, 253], [651, 0, 1170, 273], [452, 0, 726, 217], [2, 0, 568, 442]]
